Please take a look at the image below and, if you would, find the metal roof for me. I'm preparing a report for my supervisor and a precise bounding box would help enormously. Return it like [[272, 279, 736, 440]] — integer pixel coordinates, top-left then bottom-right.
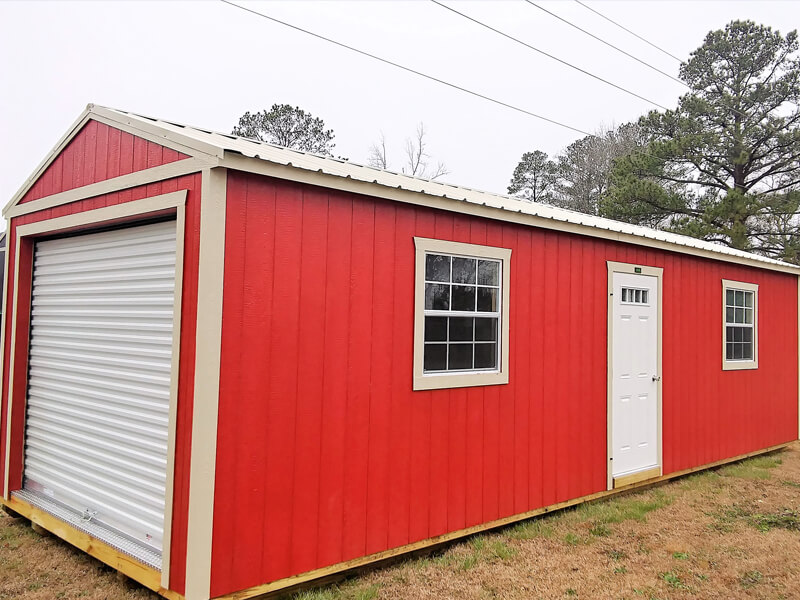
[[13, 104, 800, 273]]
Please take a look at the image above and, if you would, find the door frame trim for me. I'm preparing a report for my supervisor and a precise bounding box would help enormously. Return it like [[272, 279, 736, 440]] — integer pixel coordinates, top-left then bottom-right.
[[2, 190, 187, 589], [606, 261, 664, 491]]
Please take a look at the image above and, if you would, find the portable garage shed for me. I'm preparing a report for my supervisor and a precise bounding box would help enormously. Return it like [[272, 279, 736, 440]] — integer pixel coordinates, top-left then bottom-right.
[[1, 105, 798, 600]]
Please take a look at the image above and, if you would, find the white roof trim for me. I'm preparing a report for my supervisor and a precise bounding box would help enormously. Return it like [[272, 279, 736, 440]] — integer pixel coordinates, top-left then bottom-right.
[[6, 104, 800, 274]]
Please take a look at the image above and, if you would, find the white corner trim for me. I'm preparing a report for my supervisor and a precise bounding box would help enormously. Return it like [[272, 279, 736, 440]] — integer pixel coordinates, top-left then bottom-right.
[[184, 168, 227, 600], [412, 237, 511, 391], [721, 279, 759, 371]]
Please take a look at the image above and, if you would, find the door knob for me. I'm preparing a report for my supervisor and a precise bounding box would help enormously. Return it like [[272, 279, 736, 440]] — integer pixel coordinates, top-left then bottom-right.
[[652, 375, 661, 382]]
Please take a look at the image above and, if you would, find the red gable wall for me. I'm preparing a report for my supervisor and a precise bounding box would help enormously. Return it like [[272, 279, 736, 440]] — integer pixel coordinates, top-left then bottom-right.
[[19, 119, 189, 204]]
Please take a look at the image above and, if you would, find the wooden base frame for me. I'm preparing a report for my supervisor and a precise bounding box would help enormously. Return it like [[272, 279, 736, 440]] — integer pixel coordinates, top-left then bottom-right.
[[2, 494, 184, 600], [213, 442, 793, 600]]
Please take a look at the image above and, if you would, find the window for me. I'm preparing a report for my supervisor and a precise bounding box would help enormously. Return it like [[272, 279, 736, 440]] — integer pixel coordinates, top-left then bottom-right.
[[722, 279, 758, 370], [413, 237, 511, 390], [621, 287, 649, 304]]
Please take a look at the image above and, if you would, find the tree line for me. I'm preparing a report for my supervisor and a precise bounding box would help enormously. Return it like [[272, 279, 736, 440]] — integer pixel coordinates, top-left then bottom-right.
[[232, 19, 800, 264], [508, 20, 800, 264]]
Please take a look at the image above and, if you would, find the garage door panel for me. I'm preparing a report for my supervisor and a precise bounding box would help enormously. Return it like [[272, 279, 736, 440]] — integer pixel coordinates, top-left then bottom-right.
[[22, 220, 176, 561]]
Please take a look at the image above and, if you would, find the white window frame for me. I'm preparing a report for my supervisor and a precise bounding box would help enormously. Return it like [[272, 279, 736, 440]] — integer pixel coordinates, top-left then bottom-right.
[[722, 279, 759, 371], [413, 237, 511, 391]]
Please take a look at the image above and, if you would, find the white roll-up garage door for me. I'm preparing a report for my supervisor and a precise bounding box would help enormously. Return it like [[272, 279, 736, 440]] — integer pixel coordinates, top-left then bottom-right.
[[18, 220, 177, 568]]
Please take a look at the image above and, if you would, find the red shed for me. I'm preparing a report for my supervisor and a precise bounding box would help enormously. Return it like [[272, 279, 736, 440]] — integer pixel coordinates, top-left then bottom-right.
[[1, 105, 798, 600]]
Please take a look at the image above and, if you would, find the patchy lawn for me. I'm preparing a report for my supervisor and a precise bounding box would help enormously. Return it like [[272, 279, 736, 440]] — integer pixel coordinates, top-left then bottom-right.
[[2, 444, 800, 600]]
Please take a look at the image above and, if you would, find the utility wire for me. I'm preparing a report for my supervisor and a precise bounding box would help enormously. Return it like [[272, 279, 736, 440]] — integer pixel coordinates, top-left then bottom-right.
[[219, 0, 592, 135], [430, 0, 670, 110], [524, 1, 687, 88], [574, 0, 684, 64], [218, 0, 679, 171]]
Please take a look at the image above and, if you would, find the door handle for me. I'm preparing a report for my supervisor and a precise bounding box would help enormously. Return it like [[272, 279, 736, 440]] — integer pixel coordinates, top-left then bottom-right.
[[652, 375, 661, 382]]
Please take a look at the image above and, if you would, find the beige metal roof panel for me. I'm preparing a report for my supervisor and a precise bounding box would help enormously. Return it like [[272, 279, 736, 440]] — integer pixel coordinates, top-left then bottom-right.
[[32, 105, 800, 273]]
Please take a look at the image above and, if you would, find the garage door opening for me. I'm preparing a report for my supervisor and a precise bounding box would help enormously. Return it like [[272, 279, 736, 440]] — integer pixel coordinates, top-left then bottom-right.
[[14, 219, 178, 570]]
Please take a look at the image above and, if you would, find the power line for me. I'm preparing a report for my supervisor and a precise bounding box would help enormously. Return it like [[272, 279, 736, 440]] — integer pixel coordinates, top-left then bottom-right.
[[574, 0, 684, 64], [219, 0, 592, 136], [524, 0, 687, 88], [430, 0, 670, 110], [218, 0, 677, 172]]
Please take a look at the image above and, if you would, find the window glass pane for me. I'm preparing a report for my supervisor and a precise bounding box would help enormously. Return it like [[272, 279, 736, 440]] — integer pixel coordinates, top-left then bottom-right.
[[425, 254, 450, 282], [726, 289, 735, 305], [642, 290, 649, 304], [425, 283, 450, 310], [448, 344, 473, 370], [477, 287, 498, 312], [742, 327, 753, 343], [744, 308, 753, 324], [743, 343, 753, 360], [475, 317, 498, 341], [449, 317, 474, 341], [725, 307, 735, 323], [733, 343, 744, 359], [452, 285, 476, 311], [635, 289, 641, 303], [726, 342, 735, 360], [735, 307, 745, 323], [478, 260, 499, 286], [726, 326, 736, 344], [735, 290, 745, 306], [745, 292, 753, 308], [424, 343, 447, 371], [424, 316, 447, 342], [452, 257, 477, 284], [621, 288, 628, 302], [733, 327, 743, 342], [474, 343, 497, 369]]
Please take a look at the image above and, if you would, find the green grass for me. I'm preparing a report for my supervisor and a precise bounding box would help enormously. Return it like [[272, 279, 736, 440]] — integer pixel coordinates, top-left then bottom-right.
[[608, 549, 628, 561], [660, 571, 688, 590], [589, 523, 612, 537], [740, 570, 763, 588], [564, 532, 586, 546], [719, 454, 782, 480], [672, 551, 690, 560], [751, 509, 800, 532], [574, 490, 673, 526], [507, 518, 555, 540], [680, 470, 722, 491], [489, 540, 516, 560]]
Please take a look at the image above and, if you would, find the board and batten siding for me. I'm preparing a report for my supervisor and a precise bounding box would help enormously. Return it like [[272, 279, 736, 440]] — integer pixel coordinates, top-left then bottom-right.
[[210, 171, 799, 597], [19, 120, 189, 205], [0, 167, 203, 596]]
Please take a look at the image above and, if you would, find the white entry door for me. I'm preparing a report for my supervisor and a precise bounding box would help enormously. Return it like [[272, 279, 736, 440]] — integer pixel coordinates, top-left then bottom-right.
[[610, 271, 660, 484]]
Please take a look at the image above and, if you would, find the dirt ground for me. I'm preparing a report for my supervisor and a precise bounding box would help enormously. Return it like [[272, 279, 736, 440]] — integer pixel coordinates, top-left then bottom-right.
[[2, 444, 800, 600]]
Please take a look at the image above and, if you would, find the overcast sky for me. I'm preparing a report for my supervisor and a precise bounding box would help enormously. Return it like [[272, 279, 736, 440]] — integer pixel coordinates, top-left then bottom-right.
[[1, 0, 798, 206]]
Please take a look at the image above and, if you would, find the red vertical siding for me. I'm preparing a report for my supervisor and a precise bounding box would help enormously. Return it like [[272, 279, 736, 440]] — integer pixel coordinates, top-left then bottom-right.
[[211, 171, 798, 598], [0, 171, 202, 596], [19, 120, 189, 204]]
